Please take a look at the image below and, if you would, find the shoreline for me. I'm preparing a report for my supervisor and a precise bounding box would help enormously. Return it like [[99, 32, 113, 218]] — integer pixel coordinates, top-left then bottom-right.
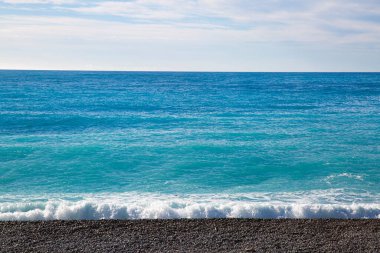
[[1, 219, 379, 252]]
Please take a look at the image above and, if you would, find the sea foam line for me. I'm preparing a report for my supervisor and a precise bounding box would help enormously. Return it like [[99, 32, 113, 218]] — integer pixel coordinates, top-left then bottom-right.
[[1, 192, 380, 220]]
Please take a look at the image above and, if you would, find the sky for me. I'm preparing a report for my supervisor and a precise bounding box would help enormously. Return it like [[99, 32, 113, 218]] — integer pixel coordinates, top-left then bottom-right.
[[0, 0, 380, 71]]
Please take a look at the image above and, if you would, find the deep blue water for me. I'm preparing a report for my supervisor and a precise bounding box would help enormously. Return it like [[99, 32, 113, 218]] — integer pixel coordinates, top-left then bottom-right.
[[0, 71, 379, 219]]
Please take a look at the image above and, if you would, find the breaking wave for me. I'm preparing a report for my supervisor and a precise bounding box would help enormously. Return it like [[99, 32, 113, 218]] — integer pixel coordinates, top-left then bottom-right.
[[1, 191, 379, 221]]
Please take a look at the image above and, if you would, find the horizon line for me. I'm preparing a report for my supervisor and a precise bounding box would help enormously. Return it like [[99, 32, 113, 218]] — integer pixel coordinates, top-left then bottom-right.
[[1, 69, 380, 74]]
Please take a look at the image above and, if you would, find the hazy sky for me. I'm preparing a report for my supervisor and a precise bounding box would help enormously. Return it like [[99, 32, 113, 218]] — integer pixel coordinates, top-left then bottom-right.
[[1, 0, 380, 71]]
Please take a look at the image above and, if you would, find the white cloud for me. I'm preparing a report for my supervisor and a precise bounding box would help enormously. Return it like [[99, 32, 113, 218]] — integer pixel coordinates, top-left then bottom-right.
[[0, 15, 343, 44], [2, 0, 380, 43], [67, 0, 380, 43], [0, 0, 379, 71], [0, 0, 76, 4], [75, 1, 185, 20]]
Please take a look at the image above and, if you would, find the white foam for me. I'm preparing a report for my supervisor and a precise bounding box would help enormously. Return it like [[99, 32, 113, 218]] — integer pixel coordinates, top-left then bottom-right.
[[325, 173, 365, 182], [1, 191, 379, 221]]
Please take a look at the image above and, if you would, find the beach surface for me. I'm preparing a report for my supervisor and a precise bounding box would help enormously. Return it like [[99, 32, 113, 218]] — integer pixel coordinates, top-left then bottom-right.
[[0, 219, 379, 252]]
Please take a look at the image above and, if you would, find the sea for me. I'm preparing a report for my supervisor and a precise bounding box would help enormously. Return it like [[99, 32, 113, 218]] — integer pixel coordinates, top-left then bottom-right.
[[0, 70, 379, 220]]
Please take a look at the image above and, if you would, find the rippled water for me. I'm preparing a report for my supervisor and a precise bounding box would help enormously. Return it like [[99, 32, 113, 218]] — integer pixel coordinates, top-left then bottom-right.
[[0, 71, 379, 219]]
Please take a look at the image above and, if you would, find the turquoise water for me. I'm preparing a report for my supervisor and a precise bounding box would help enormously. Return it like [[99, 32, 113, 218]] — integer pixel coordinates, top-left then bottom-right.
[[0, 71, 379, 219]]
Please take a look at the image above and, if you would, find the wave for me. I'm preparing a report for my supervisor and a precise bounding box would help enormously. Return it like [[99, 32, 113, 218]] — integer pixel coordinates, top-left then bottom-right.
[[1, 191, 380, 221]]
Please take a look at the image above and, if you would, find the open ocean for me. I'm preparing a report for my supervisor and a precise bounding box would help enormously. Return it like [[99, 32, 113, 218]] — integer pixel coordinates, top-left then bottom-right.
[[0, 70, 379, 220]]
